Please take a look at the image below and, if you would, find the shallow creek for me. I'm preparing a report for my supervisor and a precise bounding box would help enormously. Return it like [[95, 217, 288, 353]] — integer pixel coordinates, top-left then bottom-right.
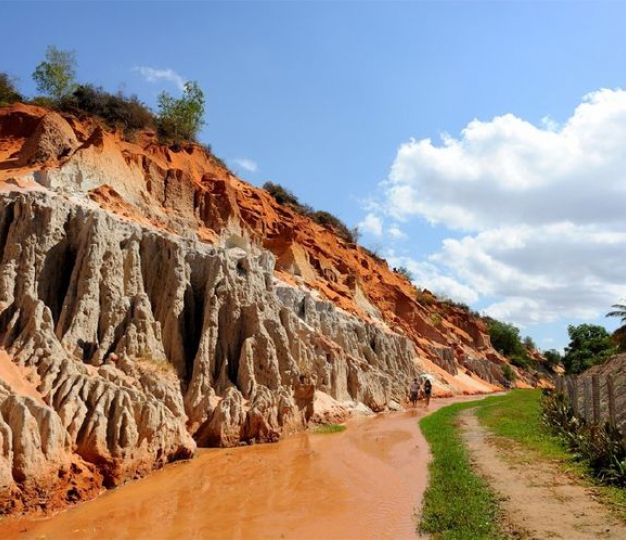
[[1, 399, 465, 540]]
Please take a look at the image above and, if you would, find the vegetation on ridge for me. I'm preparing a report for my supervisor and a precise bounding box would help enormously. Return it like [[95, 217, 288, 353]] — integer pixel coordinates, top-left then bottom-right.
[[32, 45, 77, 102], [1, 45, 209, 148], [0, 73, 22, 106], [486, 317, 534, 369], [262, 181, 359, 243], [59, 84, 155, 138]]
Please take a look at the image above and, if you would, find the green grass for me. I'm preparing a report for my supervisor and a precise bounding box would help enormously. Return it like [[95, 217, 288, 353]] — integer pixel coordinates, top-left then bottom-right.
[[475, 389, 569, 461], [419, 401, 507, 539], [477, 389, 626, 516], [311, 423, 346, 434], [420, 389, 626, 538]]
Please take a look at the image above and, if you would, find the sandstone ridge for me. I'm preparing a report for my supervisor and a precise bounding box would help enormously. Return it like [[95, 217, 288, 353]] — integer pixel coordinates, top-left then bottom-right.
[[0, 104, 532, 514]]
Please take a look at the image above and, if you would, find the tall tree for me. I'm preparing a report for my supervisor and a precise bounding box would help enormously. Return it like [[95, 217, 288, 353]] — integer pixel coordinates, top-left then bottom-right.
[[32, 46, 77, 102], [562, 324, 615, 374], [157, 80, 205, 144]]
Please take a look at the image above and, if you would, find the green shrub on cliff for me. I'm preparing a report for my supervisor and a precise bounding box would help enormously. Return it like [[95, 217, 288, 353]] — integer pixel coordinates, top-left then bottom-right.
[[262, 181, 357, 243], [157, 80, 205, 145], [60, 84, 155, 137], [0, 73, 22, 106]]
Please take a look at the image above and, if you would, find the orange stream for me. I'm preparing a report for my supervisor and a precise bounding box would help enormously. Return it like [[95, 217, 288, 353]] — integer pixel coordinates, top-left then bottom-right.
[[1, 399, 467, 540]]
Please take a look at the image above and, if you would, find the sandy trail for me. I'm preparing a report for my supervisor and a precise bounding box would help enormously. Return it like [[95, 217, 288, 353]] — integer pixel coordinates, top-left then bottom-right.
[[1, 398, 468, 540], [461, 410, 626, 539]]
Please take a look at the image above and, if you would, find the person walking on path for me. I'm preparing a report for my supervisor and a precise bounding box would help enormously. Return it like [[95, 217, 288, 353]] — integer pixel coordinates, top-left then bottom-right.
[[408, 378, 420, 408], [423, 377, 432, 408]]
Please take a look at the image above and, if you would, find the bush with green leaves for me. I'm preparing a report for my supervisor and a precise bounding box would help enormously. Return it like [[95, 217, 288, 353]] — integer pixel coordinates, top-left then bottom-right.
[[60, 84, 155, 137], [395, 266, 413, 281], [262, 182, 357, 243], [542, 391, 626, 486], [562, 323, 615, 374], [0, 73, 22, 106], [486, 317, 531, 368], [309, 210, 356, 243], [543, 349, 563, 370], [263, 181, 301, 207], [501, 363, 516, 382], [32, 45, 77, 102], [157, 80, 205, 145]]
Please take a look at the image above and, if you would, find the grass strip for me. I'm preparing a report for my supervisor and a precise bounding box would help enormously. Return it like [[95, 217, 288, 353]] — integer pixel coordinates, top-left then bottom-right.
[[311, 424, 346, 434], [419, 401, 506, 540], [475, 389, 569, 460]]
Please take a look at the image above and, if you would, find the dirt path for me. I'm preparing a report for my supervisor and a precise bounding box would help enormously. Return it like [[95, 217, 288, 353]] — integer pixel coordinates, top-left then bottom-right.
[[0, 398, 472, 540], [461, 410, 626, 539]]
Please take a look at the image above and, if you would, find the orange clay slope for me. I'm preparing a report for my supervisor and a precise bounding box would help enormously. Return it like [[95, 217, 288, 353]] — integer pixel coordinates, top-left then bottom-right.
[[0, 103, 542, 395]]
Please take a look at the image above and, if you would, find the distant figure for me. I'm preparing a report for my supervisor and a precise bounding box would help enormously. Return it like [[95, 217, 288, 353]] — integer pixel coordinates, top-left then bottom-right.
[[423, 378, 432, 408], [408, 378, 420, 407]]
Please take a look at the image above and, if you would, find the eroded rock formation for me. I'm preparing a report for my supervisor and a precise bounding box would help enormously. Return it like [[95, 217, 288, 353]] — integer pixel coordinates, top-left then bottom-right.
[[0, 103, 533, 514]]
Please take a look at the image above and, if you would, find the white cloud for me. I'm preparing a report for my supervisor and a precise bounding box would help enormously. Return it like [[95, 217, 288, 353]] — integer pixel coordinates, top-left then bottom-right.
[[133, 66, 186, 91], [233, 158, 258, 173], [388, 225, 407, 240], [386, 88, 626, 231], [379, 89, 626, 326], [359, 213, 383, 237]]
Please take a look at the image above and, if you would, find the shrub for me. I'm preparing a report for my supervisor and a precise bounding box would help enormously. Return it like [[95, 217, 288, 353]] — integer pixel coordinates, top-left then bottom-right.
[[262, 181, 357, 242], [60, 84, 155, 137], [430, 313, 442, 327], [263, 181, 301, 207], [309, 210, 356, 243], [441, 298, 470, 312], [487, 318, 528, 362], [543, 349, 563, 370], [542, 392, 626, 486], [32, 45, 77, 102], [395, 266, 413, 281], [157, 80, 205, 145], [501, 364, 516, 382], [523, 336, 537, 351], [0, 73, 22, 106]]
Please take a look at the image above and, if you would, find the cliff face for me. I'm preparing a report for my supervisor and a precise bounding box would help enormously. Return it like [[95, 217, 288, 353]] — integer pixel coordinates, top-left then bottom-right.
[[0, 103, 517, 514]]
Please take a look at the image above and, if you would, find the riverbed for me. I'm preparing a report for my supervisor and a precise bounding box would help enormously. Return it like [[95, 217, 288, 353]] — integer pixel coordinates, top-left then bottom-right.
[[1, 400, 463, 540]]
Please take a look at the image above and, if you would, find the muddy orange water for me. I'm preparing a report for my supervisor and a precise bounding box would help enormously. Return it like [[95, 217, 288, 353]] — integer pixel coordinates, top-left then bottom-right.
[[2, 398, 472, 540]]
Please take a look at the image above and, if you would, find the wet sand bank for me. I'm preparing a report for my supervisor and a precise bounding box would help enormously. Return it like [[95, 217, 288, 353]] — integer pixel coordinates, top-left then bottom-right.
[[2, 398, 470, 540]]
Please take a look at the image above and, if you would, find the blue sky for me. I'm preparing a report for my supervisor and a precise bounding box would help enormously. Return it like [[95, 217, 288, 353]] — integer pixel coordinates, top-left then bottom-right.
[[3, 1, 626, 350]]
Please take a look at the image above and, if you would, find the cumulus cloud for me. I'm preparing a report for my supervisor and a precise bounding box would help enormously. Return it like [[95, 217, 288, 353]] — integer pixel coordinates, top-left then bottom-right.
[[133, 66, 186, 91], [388, 225, 407, 240], [379, 89, 626, 326], [359, 213, 383, 237], [233, 158, 258, 173], [386, 89, 626, 231]]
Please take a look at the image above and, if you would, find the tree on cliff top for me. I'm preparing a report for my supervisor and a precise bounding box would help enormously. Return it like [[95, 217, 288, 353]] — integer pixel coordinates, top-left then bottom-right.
[[0, 73, 22, 106], [562, 323, 615, 374], [32, 46, 77, 102], [157, 80, 205, 145]]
